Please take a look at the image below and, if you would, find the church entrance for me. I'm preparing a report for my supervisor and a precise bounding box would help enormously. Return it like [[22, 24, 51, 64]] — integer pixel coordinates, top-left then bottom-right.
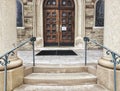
[[43, 0, 75, 46]]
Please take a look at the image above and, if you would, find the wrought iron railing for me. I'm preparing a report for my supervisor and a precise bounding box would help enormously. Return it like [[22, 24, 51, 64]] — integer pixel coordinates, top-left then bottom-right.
[[83, 37, 120, 91], [0, 37, 36, 91]]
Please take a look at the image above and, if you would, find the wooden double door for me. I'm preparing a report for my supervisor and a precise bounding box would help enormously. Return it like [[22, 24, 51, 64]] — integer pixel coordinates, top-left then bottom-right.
[[43, 0, 75, 46]]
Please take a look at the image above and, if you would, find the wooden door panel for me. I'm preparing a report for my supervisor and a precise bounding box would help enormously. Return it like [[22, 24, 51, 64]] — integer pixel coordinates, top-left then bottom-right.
[[44, 10, 59, 44], [59, 10, 74, 43], [44, 0, 59, 9], [43, 0, 75, 46]]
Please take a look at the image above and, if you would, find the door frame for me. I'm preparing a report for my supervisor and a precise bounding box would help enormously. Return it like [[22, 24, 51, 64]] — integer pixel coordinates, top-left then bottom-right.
[[43, 0, 75, 46], [35, 0, 85, 48]]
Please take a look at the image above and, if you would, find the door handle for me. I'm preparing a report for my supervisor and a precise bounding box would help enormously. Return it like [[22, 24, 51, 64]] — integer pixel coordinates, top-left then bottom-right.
[[56, 25, 59, 32], [60, 25, 62, 32]]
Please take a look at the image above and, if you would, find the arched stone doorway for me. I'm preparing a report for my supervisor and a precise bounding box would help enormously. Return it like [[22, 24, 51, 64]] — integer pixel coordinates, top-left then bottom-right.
[[36, 0, 85, 49], [43, 0, 75, 46]]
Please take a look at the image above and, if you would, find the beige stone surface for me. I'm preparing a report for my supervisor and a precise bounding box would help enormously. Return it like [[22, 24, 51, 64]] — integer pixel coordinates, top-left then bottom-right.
[[24, 72, 97, 85], [33, 65, 88, 73], [0, 66, 24, 91], [98, 58, 120, 70], [0, 0, 17, 55], [14, 84, 109, 91], [104, 0, 120, 56], [97, 65, 120, 91], [0, 58, 23, 71]]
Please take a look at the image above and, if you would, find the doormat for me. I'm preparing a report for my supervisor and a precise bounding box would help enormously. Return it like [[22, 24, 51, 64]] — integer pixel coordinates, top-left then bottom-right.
[[36, 50, 77, 56]]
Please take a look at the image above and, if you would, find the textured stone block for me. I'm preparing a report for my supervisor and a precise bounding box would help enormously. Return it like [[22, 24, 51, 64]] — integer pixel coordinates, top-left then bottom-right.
[[0, 66, 24, 91], [97, 65, 120, 91]]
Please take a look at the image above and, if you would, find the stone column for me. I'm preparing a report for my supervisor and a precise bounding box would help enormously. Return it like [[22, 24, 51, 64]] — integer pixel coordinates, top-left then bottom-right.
[[0, 0, 17, 55], [0, 0, 23, 91], [97, 0, 120, 91], [98, 0, 120, 69]]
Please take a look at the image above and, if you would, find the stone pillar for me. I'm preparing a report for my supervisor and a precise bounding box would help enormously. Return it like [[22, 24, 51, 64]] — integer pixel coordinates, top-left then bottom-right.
[[0, 0, 16, 55], [104, 0, 120, 58], [97, 0, 120, 91], [0, 0, 23, 91]]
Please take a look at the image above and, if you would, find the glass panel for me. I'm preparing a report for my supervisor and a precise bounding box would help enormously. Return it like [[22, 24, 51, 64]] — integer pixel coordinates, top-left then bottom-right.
[[62, 12, 67, 17], [62, 18, 66, 23], [52, 24, 56, 29], [52, 35, 56, 39], [47, 30, 51, 34], [47, 18, 50, 22], [47, 12, 51, 17], [62, 0, 66, 5], [52, 12, 56, 17], [68, 12, 72, 16], [47, 1, 51, 5], [68, 24, 72, 28], [52, 0, 56, 5], [52, 30, 56, 34], [47, 24, 50, 28], [68, 1, 72, 6], [47, 35, 51, 40], [68, 18, 72, 23], [68, 35, 71, 39], [16, 0, 23, 27], [62, 35, 66, 39], [52, 18, 56, 23], [95, 0, 104, 27]]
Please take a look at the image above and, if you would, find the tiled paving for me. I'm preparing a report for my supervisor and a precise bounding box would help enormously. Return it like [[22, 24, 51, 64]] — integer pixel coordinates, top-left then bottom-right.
[[17, 49, 103, 66]]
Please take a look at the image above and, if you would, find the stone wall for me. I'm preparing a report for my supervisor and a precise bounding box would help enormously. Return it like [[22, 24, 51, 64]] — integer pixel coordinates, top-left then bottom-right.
[[85, 0, 103, 49], [17, 0, 33, 50], [17, 0, 103, 50]]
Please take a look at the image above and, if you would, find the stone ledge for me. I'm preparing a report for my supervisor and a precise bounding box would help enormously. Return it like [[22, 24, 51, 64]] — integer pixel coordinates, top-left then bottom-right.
[[0, 58, 23, 71], [98, 58, 120, 70]]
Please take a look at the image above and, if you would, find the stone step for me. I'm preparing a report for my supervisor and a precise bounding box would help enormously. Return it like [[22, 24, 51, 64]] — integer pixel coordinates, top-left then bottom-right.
[[24, 65, 97, 74], [14, 84, 109, 91], [33, 65, 88, 73], [24, 72, 97, 85]]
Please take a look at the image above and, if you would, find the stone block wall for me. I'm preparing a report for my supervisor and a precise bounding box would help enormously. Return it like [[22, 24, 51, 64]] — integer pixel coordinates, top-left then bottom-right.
[[17, 0, 103, 50], [17, 0, 33, 50], [85, 0, 103, 49]]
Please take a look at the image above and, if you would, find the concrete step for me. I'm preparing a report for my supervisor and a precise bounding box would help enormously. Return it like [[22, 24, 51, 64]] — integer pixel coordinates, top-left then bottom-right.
[[14, 84, 109, 91], [33, 65, 88, 73], [24, 65, 97, 75], [24, 72, 97, 85]]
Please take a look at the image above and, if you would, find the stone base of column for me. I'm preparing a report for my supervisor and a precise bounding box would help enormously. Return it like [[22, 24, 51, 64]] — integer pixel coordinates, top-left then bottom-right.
[[0, 66, 24, 91], [97, 64, 120, 91], [0, 57, 23, 71], [98, 58, 120, 70]]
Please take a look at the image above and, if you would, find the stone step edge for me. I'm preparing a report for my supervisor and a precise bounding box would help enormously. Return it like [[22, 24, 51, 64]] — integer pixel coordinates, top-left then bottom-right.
[[13, 84, 109, 91], [24, 72, 97, 85]]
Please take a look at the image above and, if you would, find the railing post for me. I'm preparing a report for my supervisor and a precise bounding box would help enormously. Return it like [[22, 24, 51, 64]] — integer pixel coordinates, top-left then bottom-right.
[[0, 55, 10, 91], [4, 55, 8, 91], [111, 52, 117, 91], [31, 37, 36, 66], [83, 37, 90, 66]]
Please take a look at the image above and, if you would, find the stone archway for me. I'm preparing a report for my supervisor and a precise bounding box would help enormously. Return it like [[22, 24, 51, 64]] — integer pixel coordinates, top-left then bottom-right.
[[43, 0, 75, 46], [35, 0, 85, 49]]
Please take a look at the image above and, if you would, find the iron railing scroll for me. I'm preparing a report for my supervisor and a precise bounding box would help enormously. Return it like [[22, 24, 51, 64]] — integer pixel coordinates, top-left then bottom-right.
[[0, 37, 36, 91], [83, 36, 120, 91]]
